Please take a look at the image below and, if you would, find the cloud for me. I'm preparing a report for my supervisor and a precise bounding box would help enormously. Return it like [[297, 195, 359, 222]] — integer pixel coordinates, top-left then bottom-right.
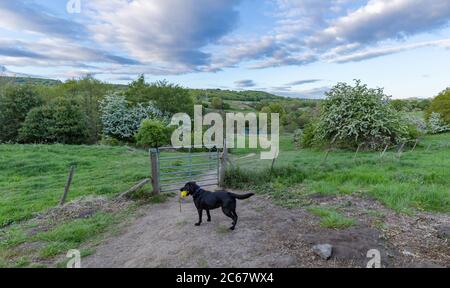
[[86, 0, 242, 72], [0, 1, 86, 39], [1, 0, 450, 77], [235, 79, 256, 88], [215, 0, 450, 70], [272, 86, 330, 99], [287, 79, 322, 86], [309, 0, 450, 48], [331, 39, 450, 63], [0, 38, 139, 67], [0, 46, 45, 59]]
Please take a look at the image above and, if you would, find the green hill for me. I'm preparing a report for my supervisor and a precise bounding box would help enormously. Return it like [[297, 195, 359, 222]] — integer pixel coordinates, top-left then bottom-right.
[[0, 76, 62, 86], [189, 89, 285, 102]]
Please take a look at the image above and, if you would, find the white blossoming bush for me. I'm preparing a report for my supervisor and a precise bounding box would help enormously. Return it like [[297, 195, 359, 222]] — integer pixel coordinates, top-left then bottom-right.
[[312, 80, 408, 150], [100, 94, 164, 140], [428, 112, 450, 134]]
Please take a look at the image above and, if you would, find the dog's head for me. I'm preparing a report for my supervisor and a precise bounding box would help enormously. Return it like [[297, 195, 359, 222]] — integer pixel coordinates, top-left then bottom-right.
[[180, 182, 199, 196]]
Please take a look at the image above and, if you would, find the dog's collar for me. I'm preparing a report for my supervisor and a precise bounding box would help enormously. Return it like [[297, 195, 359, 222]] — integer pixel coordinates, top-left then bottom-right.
[[193, 187, 202, 197]]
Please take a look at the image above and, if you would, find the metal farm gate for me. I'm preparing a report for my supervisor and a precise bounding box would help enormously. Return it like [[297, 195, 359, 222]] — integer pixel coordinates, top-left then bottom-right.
[[149, 148, 222, 194]]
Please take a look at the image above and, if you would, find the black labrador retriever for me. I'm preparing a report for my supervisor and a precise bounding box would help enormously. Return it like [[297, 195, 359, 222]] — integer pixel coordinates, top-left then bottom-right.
[[181, 182, 254, 230]]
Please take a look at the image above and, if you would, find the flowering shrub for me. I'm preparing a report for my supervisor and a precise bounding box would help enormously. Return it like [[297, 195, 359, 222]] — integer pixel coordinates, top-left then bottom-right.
[[428, 112, 450, 134], [313, 80, 408, 150], [100, 94, 164, 141]]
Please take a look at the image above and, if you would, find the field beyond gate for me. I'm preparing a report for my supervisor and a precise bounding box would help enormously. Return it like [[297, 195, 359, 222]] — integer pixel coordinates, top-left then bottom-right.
[[154, 148, 220, 193]]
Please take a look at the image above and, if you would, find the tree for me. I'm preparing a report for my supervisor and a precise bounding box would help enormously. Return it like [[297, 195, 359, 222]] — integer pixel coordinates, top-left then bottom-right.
[[427, 88, 450, 125], [19, 98, 89, 144], [100, 94, 163, 141], [0, 85, 42, 142], [135, 119, 172, 148], [313, 80, 407, 150], [260, 103, 286, 116], [211, 97, 224, 110], [59, 76, 110, 144], [125, 76, 194, 116]]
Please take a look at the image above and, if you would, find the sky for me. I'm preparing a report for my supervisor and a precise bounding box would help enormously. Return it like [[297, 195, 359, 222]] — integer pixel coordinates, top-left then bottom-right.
[[0, 0, 450, 99]]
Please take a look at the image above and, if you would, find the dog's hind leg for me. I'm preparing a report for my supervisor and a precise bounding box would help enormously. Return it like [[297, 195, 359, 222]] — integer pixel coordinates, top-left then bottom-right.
[[222, 208, 237, 230], [206, 210, 211, 222], [195, 209, 203, 226], [231, 210, 238, 229]]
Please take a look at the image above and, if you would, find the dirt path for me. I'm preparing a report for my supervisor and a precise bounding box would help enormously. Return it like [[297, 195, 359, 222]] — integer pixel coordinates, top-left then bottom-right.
[[83, 187, 449, 268], [84, 193, 303, 268]]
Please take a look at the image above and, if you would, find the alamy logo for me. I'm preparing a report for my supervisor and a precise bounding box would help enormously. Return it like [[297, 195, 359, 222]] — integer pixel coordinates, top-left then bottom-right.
[[366, 249, 381, 268], [170, 105, 279, 160], [66, 249, 81, 268]]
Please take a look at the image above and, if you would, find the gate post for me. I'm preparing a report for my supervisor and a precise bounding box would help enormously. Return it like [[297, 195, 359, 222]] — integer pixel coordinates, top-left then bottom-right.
[[219, 139, 228, 187], [150, 148, 160, 195]]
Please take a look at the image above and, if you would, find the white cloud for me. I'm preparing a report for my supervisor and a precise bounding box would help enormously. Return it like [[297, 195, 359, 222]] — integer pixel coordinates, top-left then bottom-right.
[[330, 39, 450, 63], [308, 0, 450, 47], [86, 0, 242, 73]]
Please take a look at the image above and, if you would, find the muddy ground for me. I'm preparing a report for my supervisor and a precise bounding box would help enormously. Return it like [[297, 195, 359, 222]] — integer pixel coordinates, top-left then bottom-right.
[[82, 188, 449, 268]]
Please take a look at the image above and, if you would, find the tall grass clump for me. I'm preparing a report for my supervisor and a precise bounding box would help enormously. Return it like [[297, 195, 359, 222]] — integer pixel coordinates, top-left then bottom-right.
[[225, 165, 306, 189]]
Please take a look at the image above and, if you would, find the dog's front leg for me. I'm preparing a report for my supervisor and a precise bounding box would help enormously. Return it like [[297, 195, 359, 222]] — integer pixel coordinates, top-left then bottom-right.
[[195, 209, 203, 226]]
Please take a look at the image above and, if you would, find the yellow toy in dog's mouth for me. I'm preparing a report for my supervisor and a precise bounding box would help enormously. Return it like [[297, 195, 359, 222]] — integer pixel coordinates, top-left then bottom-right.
[[180, 191, 189, 198]]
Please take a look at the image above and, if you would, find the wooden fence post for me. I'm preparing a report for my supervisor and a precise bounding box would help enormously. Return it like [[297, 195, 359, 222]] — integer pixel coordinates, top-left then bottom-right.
[[397, 143, 406, 159], [354, 143, 363, 162], [60, 165, 75, 206], [411, 139, 419, 152], [219, 139, 227, 187], [323, 148, 332, 164], [380, 144, 389, 159], [150, 149, 160, 195]]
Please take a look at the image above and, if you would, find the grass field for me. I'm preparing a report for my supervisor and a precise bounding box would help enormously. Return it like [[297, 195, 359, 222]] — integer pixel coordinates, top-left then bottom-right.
[[0, 145, 215, 227], [0, 133, 449, 267], [226, 133, 450, 214], [0, 145, 151, 227]]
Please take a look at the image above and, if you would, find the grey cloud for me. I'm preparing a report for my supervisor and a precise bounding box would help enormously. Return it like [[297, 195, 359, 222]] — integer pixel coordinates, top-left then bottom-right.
[[235, 79, 256, 88], [287, 79, 322, 86], [0, 47, 46, 59], [88, 0, 242, 70], [274, 86, 330, 99], [0, 39, 139, 67]]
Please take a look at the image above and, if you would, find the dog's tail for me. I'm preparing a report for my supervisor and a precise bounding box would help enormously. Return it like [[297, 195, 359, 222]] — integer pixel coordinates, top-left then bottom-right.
[[231, 193, 255, 200]]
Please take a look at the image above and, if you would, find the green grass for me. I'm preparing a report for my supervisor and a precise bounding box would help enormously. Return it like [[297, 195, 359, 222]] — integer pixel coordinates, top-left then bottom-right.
[[35, 212, 117, 258], [0, 145, 206, 227], [226, 133, 450, 214], [307, 207, 355, 229], [0, 144, 183, 267], [0, 210, 125, 266], [0, 144, 152, 227]]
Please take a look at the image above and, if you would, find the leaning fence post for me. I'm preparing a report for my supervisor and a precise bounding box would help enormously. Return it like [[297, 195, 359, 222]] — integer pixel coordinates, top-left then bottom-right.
[[219, 139, 227, 187], [411, 139, 419, 152], [354, 143, 363, 162], [397, 142, 406, 159], [150, 148, 160, 195], [60, 165, 75, 206], [270, 147, 279, 172], [323, 148, 332, 164], [380, 144, 389, 160]]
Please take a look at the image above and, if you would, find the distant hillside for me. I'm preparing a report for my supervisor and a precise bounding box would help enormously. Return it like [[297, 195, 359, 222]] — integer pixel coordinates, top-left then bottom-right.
[[189, 89, 285, 102], [0, 76, 62, 86]]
